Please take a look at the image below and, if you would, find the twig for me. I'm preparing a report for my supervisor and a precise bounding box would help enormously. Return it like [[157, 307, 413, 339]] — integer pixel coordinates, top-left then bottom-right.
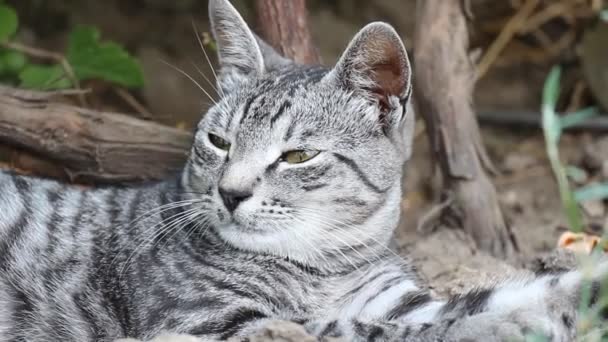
[[477, 111, 608, 131], [0, 87, 89, 101], [113, 88, 153, 119], [476, 0, 540, 79], [0, 85, 191, 183], [591, 0, 603, 12], [519, 1, 576, 34], [0, 41, 86, 106], [565, 81, 587, 114], [416, 193, 455, 233]]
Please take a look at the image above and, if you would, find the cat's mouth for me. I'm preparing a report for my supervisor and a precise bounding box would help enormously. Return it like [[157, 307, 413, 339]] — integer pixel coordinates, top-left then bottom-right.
[[217, 212, 268, 234]]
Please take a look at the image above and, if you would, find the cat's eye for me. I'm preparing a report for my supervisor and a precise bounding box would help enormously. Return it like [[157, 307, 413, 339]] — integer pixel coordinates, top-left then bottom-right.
[[208, 133, 231, 151], [280, 150, 320, 164]]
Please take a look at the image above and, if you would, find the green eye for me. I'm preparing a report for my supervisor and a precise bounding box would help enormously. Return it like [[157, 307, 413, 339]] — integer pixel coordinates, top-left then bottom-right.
[[208, 133, 231, 151], [281, 150, 320, 164]]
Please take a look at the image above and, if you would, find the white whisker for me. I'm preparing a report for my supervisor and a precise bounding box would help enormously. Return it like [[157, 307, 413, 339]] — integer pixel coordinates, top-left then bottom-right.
[[295, 206, 409, 267], [190, 59, 220, 98], [116, 206, 202, 278], [191, 20, 225, 98], [159, 58, 218, 106]]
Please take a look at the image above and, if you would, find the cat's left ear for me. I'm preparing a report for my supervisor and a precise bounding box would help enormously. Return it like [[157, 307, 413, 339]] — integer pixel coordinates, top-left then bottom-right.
[[328, 22, 412, 124], [209, 0, 292, 92]]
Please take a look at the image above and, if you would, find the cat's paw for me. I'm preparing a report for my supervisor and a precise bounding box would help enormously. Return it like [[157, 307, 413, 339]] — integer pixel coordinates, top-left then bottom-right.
[[449, 310, 574, 342], [114, 333, 207, 342]]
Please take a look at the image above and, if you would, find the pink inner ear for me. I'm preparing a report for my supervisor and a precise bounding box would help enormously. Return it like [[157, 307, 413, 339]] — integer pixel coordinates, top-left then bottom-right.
[[373, 63, 406, 98], [369, 61, 407, 113], [366, 38, 408, 110]]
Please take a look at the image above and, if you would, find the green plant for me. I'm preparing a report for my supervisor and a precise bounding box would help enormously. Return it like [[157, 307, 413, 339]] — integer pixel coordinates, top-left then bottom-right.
[[541, 66, 608, 233], [0, 2, 143, 90], [542, 67, 608, 341]]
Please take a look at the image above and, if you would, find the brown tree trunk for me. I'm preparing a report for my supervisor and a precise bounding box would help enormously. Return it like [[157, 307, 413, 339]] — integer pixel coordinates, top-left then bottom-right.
[[413, 1, 518, 259], [0, 86, 191, 183], [254, 0, 321, 64]]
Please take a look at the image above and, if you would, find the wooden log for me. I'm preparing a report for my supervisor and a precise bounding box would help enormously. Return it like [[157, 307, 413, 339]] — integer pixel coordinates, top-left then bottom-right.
[[413, 1, 518, 259], [254, 0, 321, 64], [0, 86, 192, 183]]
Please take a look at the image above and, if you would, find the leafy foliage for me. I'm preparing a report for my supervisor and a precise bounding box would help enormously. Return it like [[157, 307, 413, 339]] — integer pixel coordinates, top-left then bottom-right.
[[0, 3, 144, 90], [541, 67, 584, 232], [542, 65, 608, 341], [18, 64, 71, 90], [67, 27, 143, 88], [0, 3, 18, 42], [542, 66, 608, 233]]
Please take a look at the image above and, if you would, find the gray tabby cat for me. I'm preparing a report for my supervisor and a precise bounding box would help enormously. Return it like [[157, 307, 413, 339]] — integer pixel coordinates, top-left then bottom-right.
[[0, 0, 606, 341]]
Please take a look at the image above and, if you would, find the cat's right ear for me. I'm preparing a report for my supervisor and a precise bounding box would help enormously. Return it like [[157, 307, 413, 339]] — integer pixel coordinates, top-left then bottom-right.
[[209, 0, 265, 91]]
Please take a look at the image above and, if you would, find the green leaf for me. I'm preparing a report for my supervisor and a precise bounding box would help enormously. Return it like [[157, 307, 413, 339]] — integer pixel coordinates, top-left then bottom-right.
[[560, 107, 599, 129], [67, 26, 144, 88], [18, 64, 72, 90], [543, 66, 561, 111], [575, 183, 608, 202], [541, 66, 583, 232], [0, 4, 18, 42], [565, 165, 588, 183], [542, 66, 562, 144], [1, 50, 27, 73], [0, 56, 6, 76]]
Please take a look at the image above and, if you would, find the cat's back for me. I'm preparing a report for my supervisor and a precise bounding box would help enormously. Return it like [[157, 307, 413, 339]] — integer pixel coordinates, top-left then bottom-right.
[[0, 170, 165, 341]]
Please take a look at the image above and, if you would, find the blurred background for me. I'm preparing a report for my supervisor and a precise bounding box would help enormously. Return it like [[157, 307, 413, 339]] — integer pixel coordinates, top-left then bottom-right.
[[7, 0, 606, 125], [1, 0, 607, 294]]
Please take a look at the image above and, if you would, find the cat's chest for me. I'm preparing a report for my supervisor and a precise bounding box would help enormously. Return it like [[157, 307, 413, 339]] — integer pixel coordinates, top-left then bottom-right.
[[156, 246, 331, 314]]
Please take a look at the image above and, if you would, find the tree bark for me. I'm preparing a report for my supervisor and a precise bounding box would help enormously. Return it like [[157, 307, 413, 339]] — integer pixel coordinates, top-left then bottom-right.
[[0, 86, 191, 183], [413, 1, 518, 259], [254, 0, 321, 64]]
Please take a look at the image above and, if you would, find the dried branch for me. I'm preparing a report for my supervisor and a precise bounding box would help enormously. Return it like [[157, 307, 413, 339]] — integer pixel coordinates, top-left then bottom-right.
[[414, 0, 518, 259], [0, 86, 191, 183]]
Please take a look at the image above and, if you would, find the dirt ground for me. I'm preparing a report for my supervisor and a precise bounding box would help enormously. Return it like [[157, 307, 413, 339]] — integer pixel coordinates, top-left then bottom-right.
[[399, 127, 608, 296]]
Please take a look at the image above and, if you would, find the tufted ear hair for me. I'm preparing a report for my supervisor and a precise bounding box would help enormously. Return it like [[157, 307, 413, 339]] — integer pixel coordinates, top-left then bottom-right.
[[325, 22, 414, 152], [209, 0, 292, 92], [328, 22, 412, 114], [254, 34, 293, 70]]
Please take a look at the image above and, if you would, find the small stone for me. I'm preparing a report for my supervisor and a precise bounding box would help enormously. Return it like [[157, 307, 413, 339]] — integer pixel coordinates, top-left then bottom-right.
[[583, 136, 608, 171], [602, 160, 608, 180], [502, 153, 537, 172], [500, 190, 523, 213], [248, 321, 321, 342], [580, 199, 605, 218]]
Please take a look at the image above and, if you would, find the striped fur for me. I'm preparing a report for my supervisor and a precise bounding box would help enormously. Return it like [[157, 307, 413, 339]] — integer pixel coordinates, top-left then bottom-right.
[[1, 1, 607, 341]]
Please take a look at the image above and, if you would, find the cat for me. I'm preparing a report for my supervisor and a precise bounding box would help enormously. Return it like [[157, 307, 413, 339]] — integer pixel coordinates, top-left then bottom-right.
[[0, 0, 606, 341]]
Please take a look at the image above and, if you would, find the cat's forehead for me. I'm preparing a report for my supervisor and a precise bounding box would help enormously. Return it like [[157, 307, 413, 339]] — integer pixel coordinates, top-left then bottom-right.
[[239, 65, 331, 111], [203, 65, 379, 149]]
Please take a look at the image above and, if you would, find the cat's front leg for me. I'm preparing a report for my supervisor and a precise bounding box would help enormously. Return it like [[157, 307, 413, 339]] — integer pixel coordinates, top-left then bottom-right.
[[419, 261, 608, 341], [306, 262, 608, 341], [115, 334, 208, 342]]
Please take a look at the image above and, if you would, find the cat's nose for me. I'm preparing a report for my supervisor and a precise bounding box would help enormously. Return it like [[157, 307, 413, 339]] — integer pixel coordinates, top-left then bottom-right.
[[218, 187, 252, 212]]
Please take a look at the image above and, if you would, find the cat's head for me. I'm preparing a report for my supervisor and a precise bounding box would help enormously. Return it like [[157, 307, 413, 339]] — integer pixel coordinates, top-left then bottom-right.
[[183, 0, 414, 266]]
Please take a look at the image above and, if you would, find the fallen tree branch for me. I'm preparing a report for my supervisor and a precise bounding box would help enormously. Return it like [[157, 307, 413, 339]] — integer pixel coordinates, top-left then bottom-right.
[[0, 86, 191, 183], [414, 0, 518, 259], [477, 110, 608, 131]]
